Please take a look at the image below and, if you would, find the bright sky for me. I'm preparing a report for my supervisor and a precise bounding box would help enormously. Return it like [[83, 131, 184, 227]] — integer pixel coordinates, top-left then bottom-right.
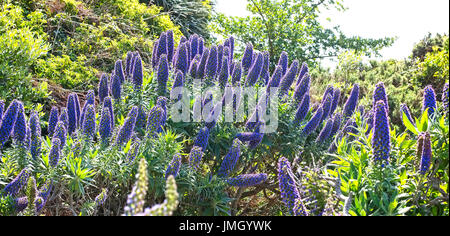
[[215, 0, 450, 68]]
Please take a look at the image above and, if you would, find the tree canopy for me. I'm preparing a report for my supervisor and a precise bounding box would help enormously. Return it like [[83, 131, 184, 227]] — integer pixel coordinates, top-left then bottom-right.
[[211, 0, 395, 67]]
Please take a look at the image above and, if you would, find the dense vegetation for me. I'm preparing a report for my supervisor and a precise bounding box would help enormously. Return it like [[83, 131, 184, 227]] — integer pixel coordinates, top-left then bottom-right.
[[0, 0, 448, 216]]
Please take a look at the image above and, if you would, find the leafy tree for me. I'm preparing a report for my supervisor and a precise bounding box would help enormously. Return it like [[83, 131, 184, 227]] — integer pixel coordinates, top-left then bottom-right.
[[211, 0, 394, 67]]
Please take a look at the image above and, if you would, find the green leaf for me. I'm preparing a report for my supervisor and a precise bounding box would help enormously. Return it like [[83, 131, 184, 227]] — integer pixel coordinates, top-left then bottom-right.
[[403, 112, 418, 135]]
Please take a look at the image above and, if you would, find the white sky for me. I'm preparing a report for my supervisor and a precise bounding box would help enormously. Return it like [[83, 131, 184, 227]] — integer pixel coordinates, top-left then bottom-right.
[[215, 0, 450, 68]]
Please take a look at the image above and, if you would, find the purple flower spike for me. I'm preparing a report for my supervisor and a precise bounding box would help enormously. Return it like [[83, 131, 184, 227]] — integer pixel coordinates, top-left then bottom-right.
[[343, 84, 360, 119], [372, 101, 391, 163], [245, 52, 264, 87], [423, 85, 437, 117], [217, 139, 241, 178], [419, 132, 432, 175], [165, 153, 182, 179], [241, 43, 254, 72], [227, 173, 268, 187], [278, 157, 300, 215], [302, 106, 323, 136]]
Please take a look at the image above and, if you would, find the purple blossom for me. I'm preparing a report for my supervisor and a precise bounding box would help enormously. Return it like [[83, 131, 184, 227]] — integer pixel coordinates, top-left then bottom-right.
[[293, 73, 310, 103], [206, 46, 218, 80], [157, 54, 169, 95], [193, 127, 210, 152], [423, 85, 437, 117], [165, 153, 182, 179], [115, 60, 125, 83], [372, 101, 390, 163], [49, 138, 61, 167], [279, 60, 299, 97], [52, 121, 67, 149], [294, 94, 310, 124], [98, 74, 109, 104], [302, 106, 323, 136], [278, 157, 299, 215], [217, 139, 241, 178], [132, 54, 143, 90], [48, 106, 59, 137], [13, 102, 26, 144], [188, 146, 204, 170], [3, 169, 31, 197], [196, 48, 209, 80], [227, 173, 268, 187], [419, 132, 432, 175], [175, 42, 189, 75], [0, 100, 20, 147], [241, 43, 254, 72], [343, 84, 360, 119], [245, 52, 264, 87], [167, 30, 174, 63]]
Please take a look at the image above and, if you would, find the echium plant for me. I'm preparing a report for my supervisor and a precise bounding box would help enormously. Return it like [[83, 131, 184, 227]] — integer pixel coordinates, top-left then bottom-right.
[[227, 173, 268, 187], [0, 100, 20, 148], [423, 85, 437, 117], [2, 168, 31, 197], [217, 139, 241, 178], [124, 159, 179, 216], [278, 157, 300, 215], [372, 101, 390, 163], [343, 84, 360, 120]]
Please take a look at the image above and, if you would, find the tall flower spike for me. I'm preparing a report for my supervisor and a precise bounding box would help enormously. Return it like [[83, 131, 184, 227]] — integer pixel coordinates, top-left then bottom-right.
[[261, 51, 270, 84], [205, 46, 218, 80], [29, 111, 41, 160], [196, 48, 209, 80], [330, 113, 342, 138], [167, 30, 174, 63], [329, 88, 341, 116], [423, 85, 437, 117], [419, 132, 432, 175], [241, 43, 254, 72], [188, 146, 204, 170], [189, 34, 199, 62], [132, 54, 143, 90], [123, 158, 148, 216], [157, 54, 169, 95], [0, 100, 4, 119], [277, 51, 289, 76], [103, 96, 114, 130], [198, 37, 204, 56], [302, 106, 323, 136], [189, 58, 199, 78], [135, 106, 147, 131], [343, 84, 360, 119], [146, 106, 164, 138], [400, 103, 414, 126], [126, 51, 135, 76], [267, 65, 284, 91], [442, 83, 449, 117], [82, 104, 96, 140], [193, 127, 210, 152], [171, 70, 184, 102], [175, 42, 189, 75], [99, 106, 112, 144], [218, 57, 230, 88], [157, 32, 168, 63], [49, 138, 61, 167], [48, 106, 59, 137], [296, 62, 309, 86], [278, 157, 299, 215], [231, 62, 242, 85], [217, 139, 241, 178], [245, 52, 264, 87], [372, 101, 391, 163], [80, 90, 95, 126], [3, 168, 31, 197], [320, 93, 333, 124], [98, 74, 109, 104], [373, 82, 389, 113], [116, 110, 137, 148], [0, 100, 19, 147], [73, 93, 81, 127], [416, 132, 425, 168], [165, 153, 182, 179], [294, 94, 310, 124], [279, 60, 299, 97], [115, 59, 125, 83], [52, 121, 67, 148], [111, 73, 122, 101], [152, 40, 159, 69], [293, 73, 311, 103], [227, 173, 268, 187], [67, 93, 78, 135], [13, 102, 26, 144], [316, 118, 333, 143], [216, 44, 224, 75]]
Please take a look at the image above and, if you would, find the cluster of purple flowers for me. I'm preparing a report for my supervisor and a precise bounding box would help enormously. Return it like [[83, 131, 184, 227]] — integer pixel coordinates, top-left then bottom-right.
[[226, 173, 268, 187]]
